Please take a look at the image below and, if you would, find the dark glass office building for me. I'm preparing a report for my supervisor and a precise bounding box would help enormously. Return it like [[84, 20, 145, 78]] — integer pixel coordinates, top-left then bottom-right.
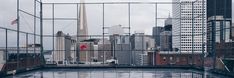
[[207, 0, 232, 18], [207, 0, 232, 56]]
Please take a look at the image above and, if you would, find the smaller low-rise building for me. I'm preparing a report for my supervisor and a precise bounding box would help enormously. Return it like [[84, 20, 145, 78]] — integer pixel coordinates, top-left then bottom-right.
[[156, 51, 203, 67]]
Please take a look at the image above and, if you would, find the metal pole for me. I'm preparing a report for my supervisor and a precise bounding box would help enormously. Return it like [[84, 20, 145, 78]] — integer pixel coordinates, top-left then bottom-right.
[[52, 3, 55, 64], [191, 2, 194, 66], [76, 3, 79, 66], [40, 0, 44, 66], [201, 0, 205, 68], [17, 0, 20, 70], [89, 36, 92, 66], [179, 2, 182, 54], [26, 33, 28, 68], [128, 3, 131, 66], [141, 34, 144, 66], [155, 3, 157, 66], [34, 0, 37, 66], [154, 3, 158, 76], [102, 3, 105, 66], [223, 0, 227, 59], [212, 0, 217, 70], [5, 29, 8, 65]]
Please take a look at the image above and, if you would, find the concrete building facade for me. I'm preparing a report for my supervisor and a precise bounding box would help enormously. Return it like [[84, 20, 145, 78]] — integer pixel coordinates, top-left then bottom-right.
[[109, 25, 131, 65], [152, 27, 164, 48], [172, 0, 207, 53], [53, 31, 76, 64]]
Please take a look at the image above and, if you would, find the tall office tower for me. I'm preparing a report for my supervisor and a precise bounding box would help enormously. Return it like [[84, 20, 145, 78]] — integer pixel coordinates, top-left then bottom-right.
[[53, 31, 76, 64], [160, 15, 172, 51], [109, 25, 131, 65], [172, 0, 207, 53], [132, 32, 145, 66], [164, 14, 172, 31], [152, 27, 164, 48], [78, 0, 88, 41], [207, 0, 232, 55], [97, 38, 112, 62], [132, 31, 155, 66], [172, 0, 181, 51], [77, 0, 88, 63], [160, 31, 172, 51]]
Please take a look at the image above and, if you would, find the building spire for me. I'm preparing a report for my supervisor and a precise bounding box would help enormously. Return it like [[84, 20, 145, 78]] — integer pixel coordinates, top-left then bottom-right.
[[78, 0, 88, 41]]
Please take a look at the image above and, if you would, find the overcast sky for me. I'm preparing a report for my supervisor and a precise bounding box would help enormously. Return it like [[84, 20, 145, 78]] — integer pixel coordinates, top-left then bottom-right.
[[0, 0, 172, 49], [0, 0, 233, 49]]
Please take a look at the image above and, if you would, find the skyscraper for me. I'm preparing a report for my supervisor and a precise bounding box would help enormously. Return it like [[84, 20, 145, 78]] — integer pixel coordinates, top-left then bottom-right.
[[172, 0, 181, 51], [77, 0, 89, 63], [160, 14, 172, 51], [53, 31, 76, 64], [97, 38, 112, 62], [109, 25, 131, 65], [152, 27, 164, 48], [78, 0, 88, 41], [164, 14, 172, 31], [132, 31, 155, 66], [207, 0, 232, 55], [172, 0, 207, 53]]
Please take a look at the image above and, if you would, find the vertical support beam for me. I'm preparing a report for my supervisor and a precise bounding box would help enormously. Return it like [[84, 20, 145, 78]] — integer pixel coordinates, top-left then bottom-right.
[[102, 3, 105, 65], [5, 29, 8, 65], [141, 34, 144, 66], [179, 2, 182, 54], [26, 33, 28, 68], [89, 36, 92, 66], [128, 3, 131, 66], [16, 0, 20, 69], [76, 3, 80, 65], [223, 0, 227, 59], [154, 3, 158, 75], [40, 0, 44, 66], [76, 3, 79, 66], [201, 0, 205, 68], [52, 3, 55, 64], [191, 2, 194, 66], [155, 3, 157, 66], [212, 0, 217, 70], [34, 0, 37, 66]]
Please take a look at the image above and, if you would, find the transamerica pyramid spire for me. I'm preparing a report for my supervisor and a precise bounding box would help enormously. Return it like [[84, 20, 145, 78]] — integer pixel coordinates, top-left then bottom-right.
[[78, 0, 88, 41]]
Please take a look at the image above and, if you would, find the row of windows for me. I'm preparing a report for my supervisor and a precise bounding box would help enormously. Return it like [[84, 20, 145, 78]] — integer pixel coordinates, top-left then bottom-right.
[[181, 47, 203, 49], [180, 42, 204, 43], [181, 26, 206, 28]]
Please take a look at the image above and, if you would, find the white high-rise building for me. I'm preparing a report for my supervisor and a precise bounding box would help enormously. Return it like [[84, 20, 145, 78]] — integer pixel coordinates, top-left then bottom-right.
[[53, 31, 76, 64], [172, 0, 207, 53]]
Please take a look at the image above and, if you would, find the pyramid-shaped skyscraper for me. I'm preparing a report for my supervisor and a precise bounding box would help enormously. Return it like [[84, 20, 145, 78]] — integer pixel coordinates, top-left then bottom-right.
[[77, 0, 88, 41]]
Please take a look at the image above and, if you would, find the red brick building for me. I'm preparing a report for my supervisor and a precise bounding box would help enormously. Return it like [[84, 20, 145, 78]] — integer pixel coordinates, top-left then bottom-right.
[[156, 52, 203, 67]]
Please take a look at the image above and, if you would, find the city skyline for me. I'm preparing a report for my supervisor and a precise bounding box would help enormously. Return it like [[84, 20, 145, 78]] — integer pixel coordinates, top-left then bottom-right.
[[0, 0, 233, 50], [0, 0, 233, 35], [0, 0, 234, 77]]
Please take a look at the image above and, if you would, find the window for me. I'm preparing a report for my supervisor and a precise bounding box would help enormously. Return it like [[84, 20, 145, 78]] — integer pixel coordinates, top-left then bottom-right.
[[170, 57, 173, 61], [163, 57, 166, 61]]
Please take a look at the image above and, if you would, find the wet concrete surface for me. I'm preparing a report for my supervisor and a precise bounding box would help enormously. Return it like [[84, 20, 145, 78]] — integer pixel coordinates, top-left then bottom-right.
[[5, 68, 232, 78]]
